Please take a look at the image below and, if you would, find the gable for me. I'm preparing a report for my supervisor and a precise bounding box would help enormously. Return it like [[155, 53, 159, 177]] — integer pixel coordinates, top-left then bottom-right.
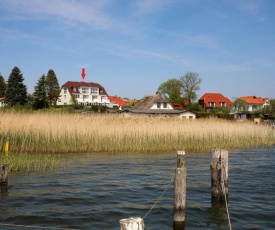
[[199, 93, 232, 108]]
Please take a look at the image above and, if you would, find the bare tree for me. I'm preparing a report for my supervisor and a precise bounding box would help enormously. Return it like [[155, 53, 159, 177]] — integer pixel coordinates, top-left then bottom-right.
[[179, 72, 202, 104]]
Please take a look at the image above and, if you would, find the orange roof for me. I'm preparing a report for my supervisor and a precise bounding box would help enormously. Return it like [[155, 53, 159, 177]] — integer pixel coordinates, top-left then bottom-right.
[[61, 81, 109, 96], [0, 97, 4, 101], [199, 93, 232, 108], [240, 96, 268, 105], [109, 96, 128, 106]]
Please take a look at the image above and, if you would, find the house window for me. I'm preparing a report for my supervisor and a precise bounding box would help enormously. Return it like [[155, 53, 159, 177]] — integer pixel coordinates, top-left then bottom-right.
[[210, 102, 215, 107], [91, 88, 98, 94], [64, 95, 66, 99], [73, 94, 80, 98], [252, 105, 258, 111], [157, 103, 161, 108], [73, 87, 77, 92], [101, 96, 107, 101], [82, 87, 89, 94], [63, 87, 67, 94], [163, 103, 167, 108], [83, 95, 89, 100], [221, 102, 226, 107], [92, 95, 97, 101]]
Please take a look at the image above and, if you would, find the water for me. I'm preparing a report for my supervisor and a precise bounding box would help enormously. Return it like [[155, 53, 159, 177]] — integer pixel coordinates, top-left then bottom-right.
[[1, 147, 275, 230]]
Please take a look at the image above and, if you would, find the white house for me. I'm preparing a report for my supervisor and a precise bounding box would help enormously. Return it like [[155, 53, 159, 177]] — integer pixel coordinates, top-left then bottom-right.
[[239, 96, 269, 112], [0, 98, 5, 107], [132, 92, 174, 111], [57, 81, 110, 106]]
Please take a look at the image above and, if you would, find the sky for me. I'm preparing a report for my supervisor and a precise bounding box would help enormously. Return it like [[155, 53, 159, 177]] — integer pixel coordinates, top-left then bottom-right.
[[0, 0, 274, 101]]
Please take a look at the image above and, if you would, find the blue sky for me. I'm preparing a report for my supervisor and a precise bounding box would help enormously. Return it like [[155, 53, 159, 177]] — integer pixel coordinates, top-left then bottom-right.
[[0, 0, 274, 101]]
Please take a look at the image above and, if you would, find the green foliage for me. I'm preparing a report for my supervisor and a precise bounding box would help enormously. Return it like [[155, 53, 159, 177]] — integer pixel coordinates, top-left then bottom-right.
[[46, 69, 60, 105], [0, 73, 7, 97], [210, 107, 231, 114], [5, 66, 28, 106], [196, 112, 234, 120], [33, 74, 49, 109], [179, 72, 202, 104], [158, 78, 182, 103], [186, 102, 204, 113], [232, 98, 248, 112]]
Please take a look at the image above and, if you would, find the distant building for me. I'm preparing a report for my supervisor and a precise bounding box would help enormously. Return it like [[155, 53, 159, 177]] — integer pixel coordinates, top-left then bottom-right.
[[239, 96, 269, 112], [57, 81, 110, 106], [108, 96, 128, 108], [0, 97, 5, 107], [198, 93, 232, 112]]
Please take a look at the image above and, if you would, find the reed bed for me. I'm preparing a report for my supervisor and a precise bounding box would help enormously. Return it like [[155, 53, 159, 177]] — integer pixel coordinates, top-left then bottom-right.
[[0, 111, 274, 155]]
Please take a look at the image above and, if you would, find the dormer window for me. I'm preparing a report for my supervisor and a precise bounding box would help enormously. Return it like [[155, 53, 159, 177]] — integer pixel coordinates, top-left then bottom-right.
[[73, 87, 77, 92], [220, 102, 226, 107], [210, 102, 215, 107]]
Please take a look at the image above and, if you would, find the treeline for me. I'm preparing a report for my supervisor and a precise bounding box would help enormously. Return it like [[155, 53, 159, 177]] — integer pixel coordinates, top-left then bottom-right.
[[0, 66, 60, 110]]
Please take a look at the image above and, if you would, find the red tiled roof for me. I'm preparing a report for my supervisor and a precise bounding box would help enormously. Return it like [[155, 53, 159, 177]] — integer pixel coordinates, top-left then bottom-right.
[[199, 93, 232, 108], [109, 96, 128, 106], [0, 97, 5, 101], [239, 96, 268, 105], [62, 81, 109, 96]]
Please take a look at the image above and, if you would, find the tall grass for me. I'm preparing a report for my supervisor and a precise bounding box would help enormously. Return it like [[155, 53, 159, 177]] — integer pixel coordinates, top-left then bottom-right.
[[0, 110, 274, 154]]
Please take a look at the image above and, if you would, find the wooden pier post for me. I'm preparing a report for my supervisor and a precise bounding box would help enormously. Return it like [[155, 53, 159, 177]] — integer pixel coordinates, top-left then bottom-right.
[[173, 150, 186, 229], [0, 164, 9, 193], [119, 217, 144, 230], [210, 149, 228, 201]]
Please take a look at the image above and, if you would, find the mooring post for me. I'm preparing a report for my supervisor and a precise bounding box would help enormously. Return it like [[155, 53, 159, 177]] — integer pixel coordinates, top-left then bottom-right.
[[210, 149, 228, 201], [173, 150, 186, 229], [0, 164, 9, 186], [119, 217, 144, 230]]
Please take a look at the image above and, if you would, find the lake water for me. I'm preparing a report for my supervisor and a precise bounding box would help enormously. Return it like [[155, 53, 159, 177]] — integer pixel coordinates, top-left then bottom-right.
[[1, 147, 275, 229]]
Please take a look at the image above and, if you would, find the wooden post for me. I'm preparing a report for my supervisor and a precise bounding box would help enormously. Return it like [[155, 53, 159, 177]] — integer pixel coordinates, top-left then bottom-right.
[[173, 150, 186, 229], [0, 164, 8, 184], [119, 217, 144, 230], [210, 149, 228, 202]]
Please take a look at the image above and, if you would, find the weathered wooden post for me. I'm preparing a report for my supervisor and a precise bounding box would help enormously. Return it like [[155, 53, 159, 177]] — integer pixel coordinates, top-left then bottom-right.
[[119, 217, 144, 230], [0, 164, 9, 193], [210, 149, 228, 202], [173, 150, 186, 229]]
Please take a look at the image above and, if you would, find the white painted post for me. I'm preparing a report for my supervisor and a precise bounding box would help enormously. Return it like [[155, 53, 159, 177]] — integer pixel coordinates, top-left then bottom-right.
[[119, 217, 144, 230]]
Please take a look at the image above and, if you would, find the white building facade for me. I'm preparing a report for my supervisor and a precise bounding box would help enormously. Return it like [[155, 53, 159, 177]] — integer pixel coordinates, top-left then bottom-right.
[[57, 81, 110, 106]]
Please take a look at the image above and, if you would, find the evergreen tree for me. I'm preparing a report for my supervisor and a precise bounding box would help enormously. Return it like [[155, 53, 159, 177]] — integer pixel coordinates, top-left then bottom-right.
[[46, 69, 60, 105], [5, 66, 27, 106], [33, 74, 48, 109], [0, 73, 7, 98]]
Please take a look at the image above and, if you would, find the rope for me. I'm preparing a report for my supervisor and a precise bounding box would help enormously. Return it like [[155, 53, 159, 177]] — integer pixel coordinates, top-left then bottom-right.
[[219, 156, 232, 230], [143, 175, 174, 219], [0, 223, 79, 230]]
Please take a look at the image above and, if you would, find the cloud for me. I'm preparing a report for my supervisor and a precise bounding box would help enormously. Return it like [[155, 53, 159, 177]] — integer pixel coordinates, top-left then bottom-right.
[[0, 0, 114, 29]]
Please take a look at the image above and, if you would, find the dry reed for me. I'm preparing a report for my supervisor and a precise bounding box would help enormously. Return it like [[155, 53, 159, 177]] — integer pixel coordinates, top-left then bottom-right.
[[0, 111, 274, 154]]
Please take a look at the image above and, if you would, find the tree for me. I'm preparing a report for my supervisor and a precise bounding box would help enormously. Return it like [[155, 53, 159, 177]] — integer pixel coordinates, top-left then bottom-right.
[[5, 66, 27, 106], [186, 102, 204, 113], [0, 73, 7, 98], [179, 72, 202, 104], [46, 69, 60, 105], [158, 78, 182, 103], [231, 98, 248, 113], [33, 74, 49, 109]]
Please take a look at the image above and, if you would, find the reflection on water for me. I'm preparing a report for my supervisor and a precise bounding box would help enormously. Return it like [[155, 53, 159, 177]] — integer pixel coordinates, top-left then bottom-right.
[[0, 148, 275, 229]]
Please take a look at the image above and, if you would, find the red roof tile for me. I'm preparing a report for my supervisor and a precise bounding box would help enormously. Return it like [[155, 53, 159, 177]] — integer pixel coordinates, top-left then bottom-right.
[[62, 81, 109, 96], [109, 96, 128, 106], [239, 96, 268, 105], [199, 93, 232, 108]]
